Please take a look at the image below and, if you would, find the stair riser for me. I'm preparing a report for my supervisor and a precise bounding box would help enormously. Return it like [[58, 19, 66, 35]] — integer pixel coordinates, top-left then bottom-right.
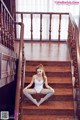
[[23, 95, 73, 101], [23, 109, 74, 116], [25, 67, 71, 73], [25, 72, 71, 77], [26, 61, 71, 66], [24, 83, 72, 89], [22, 116, 74, 120], [25, 77, 72, 83]]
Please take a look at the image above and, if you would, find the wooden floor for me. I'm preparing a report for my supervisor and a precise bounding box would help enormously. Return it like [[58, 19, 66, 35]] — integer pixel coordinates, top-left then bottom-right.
[[24, 42, 70, 61]]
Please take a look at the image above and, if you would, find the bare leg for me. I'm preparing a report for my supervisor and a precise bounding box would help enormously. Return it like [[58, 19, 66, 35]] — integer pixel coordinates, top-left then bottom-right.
[[23, 88, 39, 106], [38, 88, 55, 106]]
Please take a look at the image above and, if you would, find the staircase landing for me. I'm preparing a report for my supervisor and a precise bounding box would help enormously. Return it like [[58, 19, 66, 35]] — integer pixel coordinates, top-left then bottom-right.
[[24, 42, 70, 61]]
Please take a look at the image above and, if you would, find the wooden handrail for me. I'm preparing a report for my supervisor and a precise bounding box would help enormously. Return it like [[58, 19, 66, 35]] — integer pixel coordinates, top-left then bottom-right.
[[14, 22, 24, 120], [16, 12, 69, 15]]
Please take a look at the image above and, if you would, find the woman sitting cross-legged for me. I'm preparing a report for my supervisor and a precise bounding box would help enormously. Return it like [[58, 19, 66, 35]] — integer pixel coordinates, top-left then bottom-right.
[[23, 64, 55, 107]]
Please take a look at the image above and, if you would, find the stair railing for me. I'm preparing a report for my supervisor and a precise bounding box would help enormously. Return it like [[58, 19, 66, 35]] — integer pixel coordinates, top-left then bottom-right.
[[16, 12, 69, 42], [0, 0, 25, 119], [0, 0, 15, 50], [68, 13, 80, 119], [14, 22, 25, 120]]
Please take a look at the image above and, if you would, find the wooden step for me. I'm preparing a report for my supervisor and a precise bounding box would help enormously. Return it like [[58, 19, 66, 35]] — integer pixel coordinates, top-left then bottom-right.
[[26, 65, 71, 72], [25, 76, 72, 84], [24, 82, 72, 89], [26, 61, 71, 66], [25, 71, 71, 77], [23, 88, 73, 101], [22, 115, 75, 120], [23, 94, 73, 102], [22, 101, 74, 115], [25, 76, 72, 88], [23, 88, 73, 96]]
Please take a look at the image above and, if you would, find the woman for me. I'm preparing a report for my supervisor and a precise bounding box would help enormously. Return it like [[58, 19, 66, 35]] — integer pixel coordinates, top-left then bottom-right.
[[23, 64, 55, 107]]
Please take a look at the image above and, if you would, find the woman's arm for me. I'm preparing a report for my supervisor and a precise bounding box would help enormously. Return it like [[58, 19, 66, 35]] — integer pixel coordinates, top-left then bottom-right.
[[44, 76, 54, 92], [25, 75, 34, 89]]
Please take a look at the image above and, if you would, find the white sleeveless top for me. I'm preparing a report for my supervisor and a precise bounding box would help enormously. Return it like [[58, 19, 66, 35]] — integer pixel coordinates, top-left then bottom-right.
[[34, 79, 44, 93]]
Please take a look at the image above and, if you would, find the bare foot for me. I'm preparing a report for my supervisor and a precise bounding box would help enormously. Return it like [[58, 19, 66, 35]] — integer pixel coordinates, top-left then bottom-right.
[[38, 98, 44, 106], [33, 99, 39, 107]]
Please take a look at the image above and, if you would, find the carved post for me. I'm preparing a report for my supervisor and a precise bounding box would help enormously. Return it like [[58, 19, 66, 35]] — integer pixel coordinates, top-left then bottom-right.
[[1, 4, 4, 45], [0, 13, 1, 43], [40, 14, 42, 41], [4, 8, 7, 46], [58, 14, 61, 41], [6, 13, 9, 48], [31, 14, 33, 41], [8, 17, 11, 49], [49, 14, 52, 41]]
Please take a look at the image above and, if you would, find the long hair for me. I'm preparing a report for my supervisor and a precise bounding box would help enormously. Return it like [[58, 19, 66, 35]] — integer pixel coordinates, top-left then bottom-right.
[[36, 64, 47, 82]]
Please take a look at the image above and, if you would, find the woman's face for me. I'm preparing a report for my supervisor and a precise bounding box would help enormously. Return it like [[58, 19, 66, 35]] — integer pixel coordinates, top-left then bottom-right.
[[37, 68, 43, 75]]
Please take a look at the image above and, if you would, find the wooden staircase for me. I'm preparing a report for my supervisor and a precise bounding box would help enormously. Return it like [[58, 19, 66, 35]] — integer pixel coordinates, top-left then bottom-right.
[[22, 60, 75, 120]]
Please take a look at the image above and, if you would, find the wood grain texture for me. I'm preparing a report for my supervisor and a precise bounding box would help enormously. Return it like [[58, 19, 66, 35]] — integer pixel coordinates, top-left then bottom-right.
[[22, 115, 75, 120], [21, 59, 75, 120]]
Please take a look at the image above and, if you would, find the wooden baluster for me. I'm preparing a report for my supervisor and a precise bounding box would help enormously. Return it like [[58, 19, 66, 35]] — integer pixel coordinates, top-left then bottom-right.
[[49, 14, 52, 41], [5, 11, 8, 47], [12, 21, 14, 50], [0, 2, 1, 43], [7, 15, 10, 48], [10, 19, 13, 50], [9, 17, 11, 49], [7, 16, 9, 49], [0, 14, 1, 43], [58, 14, 61, 41], [21, 13, 23, 22], [1, 4, 4, 45], [12, 20, 14, 50], [4, 8, 7, 46], [31, 14, 33, 41], [6, 13, 9, 48], [3, 6, 6, 46], [10, 18, 13, 50], [40, 14, 42, 41], [0, 12, 1, 43]]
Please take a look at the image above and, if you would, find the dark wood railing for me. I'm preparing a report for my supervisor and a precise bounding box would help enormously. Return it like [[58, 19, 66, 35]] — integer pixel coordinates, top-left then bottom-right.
[[68, 13, 80, 119], [0, 0, 15, 50], [0, 0, 25, 119], [16, 12, 69, 41], [14, 22, 25, 120]]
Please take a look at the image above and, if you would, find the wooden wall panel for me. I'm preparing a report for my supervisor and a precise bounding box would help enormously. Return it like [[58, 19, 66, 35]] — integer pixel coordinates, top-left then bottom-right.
[[0, 43, 17, 88]]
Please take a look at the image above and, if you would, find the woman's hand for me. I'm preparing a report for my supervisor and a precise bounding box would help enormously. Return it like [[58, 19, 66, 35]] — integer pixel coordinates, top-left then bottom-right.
[[44, 77, 54, 93], [25, 75, 34, 89]]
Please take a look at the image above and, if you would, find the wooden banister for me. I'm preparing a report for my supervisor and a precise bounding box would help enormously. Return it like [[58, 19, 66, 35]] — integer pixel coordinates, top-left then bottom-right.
[[0, 1, 25, 119], [68, 13, 80, 119], [16, 12, 69, 41], [14, 22, 24, 120], [0, 0, 15, 50], [16, 12, 69, 15], [0, 0, 14, 21]]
